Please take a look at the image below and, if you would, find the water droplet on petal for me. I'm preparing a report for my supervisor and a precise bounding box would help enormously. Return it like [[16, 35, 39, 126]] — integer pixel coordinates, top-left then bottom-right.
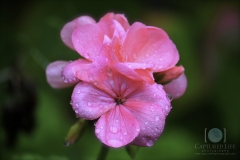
[[96, 129, 101, 133], [136, 128, 140, 132], [146, 140, 154, 146], [93, 81, 98, 85], [64, 78, 69, 83], [107, 68, 112, 77], [167, 94, 173, 101], [75, 102, 79, 107], [133, 54, 137, 59], [88, 75, 93, 81], [155, 116, 160, 121], [75, 114, 79, 118], [110, 126, 118, 133]]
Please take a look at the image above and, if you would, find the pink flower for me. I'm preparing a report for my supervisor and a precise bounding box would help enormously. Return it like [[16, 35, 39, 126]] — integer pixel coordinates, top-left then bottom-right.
[[71, 61, 171, 148], [46, 12, 187, 98]]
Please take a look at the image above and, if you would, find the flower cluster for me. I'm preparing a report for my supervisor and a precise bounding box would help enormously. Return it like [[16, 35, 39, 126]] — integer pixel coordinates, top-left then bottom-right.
[[46, 13, 187, 148]]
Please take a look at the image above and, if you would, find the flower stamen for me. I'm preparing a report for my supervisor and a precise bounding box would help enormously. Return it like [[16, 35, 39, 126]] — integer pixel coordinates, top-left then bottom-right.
[[115, 96, 126, 105]]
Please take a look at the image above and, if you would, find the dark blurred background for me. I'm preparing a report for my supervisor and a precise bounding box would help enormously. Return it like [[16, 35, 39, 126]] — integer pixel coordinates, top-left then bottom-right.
[[0, 0, 239, 160]]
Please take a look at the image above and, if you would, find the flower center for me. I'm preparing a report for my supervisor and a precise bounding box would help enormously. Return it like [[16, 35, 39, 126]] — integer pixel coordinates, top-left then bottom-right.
[[115, 96, 126, 105]]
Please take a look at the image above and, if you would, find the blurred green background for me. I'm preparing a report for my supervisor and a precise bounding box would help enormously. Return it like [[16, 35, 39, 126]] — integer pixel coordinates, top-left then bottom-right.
[[0, 0, 239, 160]]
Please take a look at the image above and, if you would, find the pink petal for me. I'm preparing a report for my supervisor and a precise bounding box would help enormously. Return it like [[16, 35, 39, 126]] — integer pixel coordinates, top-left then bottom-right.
[[112, 63, 150, 83], [163, 73, 187, 99], [98, 20, 126, 40], [154, 65, 185, 84], [95, 105, 140, 148], [100, 12, 130, 31], [72, 24, 104, 60], [60, 16, 96, 50], [134, 69, 154, 84], [62, 59, 91, 83], [121, 23, 179, 71], [124, 83, 171, 146], [71, 82, 115, 120], [46, 61, 75, 88]]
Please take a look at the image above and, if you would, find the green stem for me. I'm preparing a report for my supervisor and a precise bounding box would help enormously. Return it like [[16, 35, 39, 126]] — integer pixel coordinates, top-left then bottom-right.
[[96, 144, 109, 160]]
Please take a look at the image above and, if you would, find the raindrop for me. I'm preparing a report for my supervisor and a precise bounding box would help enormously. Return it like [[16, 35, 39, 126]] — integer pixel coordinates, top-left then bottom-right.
[[155, 116, 160, 121], [93, 81, 98, 85], [74, 108, 78, 114], [96, 129, 101, 133], [146, 140, 154, 146], [110, 126, 118, 133], [72, 77, 77, 81], [133, 54, 137, 59], [75, 114, 79, 118], [167, 94, 173, 101], [107, 68, 112, 77], [64, 78, 69, 83], [88, 75, 93, 81]]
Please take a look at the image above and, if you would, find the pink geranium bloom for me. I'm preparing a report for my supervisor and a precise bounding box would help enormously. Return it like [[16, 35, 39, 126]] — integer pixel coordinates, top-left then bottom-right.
[[71, 60, 171, 148], [46, 12, 187, 98]]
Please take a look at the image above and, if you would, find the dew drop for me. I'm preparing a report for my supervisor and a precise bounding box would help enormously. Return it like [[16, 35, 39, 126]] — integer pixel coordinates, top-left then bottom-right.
[[96, 129, 101, 133], [146, 140, 154, 146], [75, 114, 79, 118], [167, 94, 173, 101], [107, 68, 112, 77], [133, 54, 137, 59], [74, 108, 78, 114], [110, 126, 118, 133], [64, 78, 69, 83], [93, 81, 98, 85], [88, 75, 93, 81]]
